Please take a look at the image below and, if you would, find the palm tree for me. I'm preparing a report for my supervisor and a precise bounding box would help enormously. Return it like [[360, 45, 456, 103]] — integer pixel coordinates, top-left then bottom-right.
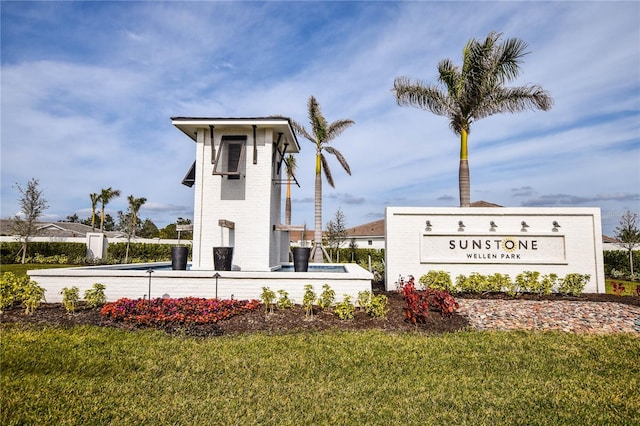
[[290, 96, 354, 263], [99, 187, 121, 233], [89, 193, 100, 232], [127, 195, 147, 238], [393, 31, 553, 207], [284, 154, 297, 225]]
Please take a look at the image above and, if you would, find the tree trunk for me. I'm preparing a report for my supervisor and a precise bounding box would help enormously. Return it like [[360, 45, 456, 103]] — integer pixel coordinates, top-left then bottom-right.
[[285, 176, 292, 225], [459, 129, 471, 207], [313, 154, 324, 263]]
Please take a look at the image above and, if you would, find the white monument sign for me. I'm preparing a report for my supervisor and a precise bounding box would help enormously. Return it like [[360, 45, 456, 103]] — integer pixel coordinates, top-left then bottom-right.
[[386, 207, 605, 293]]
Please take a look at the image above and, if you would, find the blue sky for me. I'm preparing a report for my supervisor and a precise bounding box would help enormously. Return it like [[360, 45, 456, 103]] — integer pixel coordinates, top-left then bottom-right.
[[1, 1, 639, 237]]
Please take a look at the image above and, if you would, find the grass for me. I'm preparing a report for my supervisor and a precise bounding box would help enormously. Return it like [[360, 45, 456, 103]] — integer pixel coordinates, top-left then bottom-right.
[[605, 278, 640, 296], [0, 263, 81, 276], [2, 326, 639, 425]]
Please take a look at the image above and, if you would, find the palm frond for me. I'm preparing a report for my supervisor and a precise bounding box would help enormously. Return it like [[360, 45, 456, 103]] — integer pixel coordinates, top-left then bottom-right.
[[326, 119, 355, 142], [324, 146, 351, 175], [320, 154, 335, 188], [308, 96, 328, 143], [393, 77, 451, 117]]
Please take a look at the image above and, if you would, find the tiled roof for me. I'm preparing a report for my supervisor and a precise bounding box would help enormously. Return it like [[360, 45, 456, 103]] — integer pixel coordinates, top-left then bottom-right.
[[0, 219, 118, 238], [346, 219, 384, 237]]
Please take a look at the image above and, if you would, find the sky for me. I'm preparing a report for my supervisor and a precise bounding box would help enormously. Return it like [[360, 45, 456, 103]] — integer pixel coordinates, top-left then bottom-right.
[[1, 1, 639, 237]]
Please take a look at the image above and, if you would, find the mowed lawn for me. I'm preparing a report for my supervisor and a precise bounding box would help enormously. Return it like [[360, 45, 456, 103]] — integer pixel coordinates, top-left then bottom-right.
[[2, 326, 639, 425]]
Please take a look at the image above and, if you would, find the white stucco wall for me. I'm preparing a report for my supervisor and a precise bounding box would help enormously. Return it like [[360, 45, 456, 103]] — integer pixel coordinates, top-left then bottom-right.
[[189, 125, 286, 271], [385, 207, 605, 293]]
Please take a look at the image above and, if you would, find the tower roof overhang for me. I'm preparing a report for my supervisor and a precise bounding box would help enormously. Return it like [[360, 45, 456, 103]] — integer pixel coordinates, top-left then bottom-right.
[[171, 116, 300, 153]]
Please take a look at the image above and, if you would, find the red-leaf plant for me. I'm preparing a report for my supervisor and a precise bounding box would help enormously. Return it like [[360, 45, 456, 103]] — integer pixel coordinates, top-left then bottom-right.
[[101, 297, 261, 325], [399, 276, 459, 324]]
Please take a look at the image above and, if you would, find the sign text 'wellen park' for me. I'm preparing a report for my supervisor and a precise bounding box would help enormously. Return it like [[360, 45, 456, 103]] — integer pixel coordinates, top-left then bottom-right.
[[420, 234, 567, 265]]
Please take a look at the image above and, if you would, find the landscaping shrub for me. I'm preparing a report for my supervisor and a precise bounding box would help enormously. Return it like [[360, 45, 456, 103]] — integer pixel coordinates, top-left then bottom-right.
[[558, 273, 591, 296], [317, 284, 336, 310], [603, 250, 640, 278], [302, 284, 316, 319], [334, 295, 356, 320], [356, 290, 388, 319], [261, 287, 276, 314], [399, 276, 459, 324], [0, 272, 46, 314], [486, 273, 511, 293], [0, 242, 86, 264], [84, 283, 107, 308], [515, 271, 541, 294], [456, 272, 488, 294], [100, 297, 261, 325], [60, 286, 80, 313], [276, 289, 294, 309], [419, 270, 454, 292]]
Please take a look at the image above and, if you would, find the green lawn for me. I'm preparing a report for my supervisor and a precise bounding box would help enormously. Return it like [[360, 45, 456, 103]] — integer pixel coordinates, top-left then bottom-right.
[[2, 326, 638, 425], [605, 278, 640, 296], [0, 263, 81, 276]]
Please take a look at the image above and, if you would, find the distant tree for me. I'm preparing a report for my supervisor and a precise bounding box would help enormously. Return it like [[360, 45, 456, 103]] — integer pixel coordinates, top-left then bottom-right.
[[138, 218, 160, 238], [126, 195, 147, 238], [325, 208, 347, 262], [99, 187, 121, 233], [82, 214, 115, 231], [290, 96, 354, 263], [89, 192, 100, 232], [159, 217, 192, 239], [393, 31, 553, 207], [11, 178, 49, 264], [614, 210, 640, 277], [284, 154, 297, 225], [64, 213, 80, 223], [349, 238, 358, 262]]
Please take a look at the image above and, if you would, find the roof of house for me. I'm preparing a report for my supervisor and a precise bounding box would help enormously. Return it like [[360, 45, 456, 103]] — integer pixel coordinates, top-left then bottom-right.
[[0, 219, 120, 238], [602, 235, 621, 244], [346, 219, 385, 238]]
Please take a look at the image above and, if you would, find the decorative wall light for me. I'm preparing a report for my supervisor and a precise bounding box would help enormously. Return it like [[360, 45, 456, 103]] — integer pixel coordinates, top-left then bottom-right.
[[425, 220, 432, 231], [490, 221, 498, 231], [521, 221, 529, 232], [458, 220, 465, 231], [146, 268, 154, 302], [552, 221, 561, 232]]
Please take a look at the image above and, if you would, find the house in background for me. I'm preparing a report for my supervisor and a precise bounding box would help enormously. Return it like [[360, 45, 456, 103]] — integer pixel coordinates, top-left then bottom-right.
[[345, 219, 385, 250]]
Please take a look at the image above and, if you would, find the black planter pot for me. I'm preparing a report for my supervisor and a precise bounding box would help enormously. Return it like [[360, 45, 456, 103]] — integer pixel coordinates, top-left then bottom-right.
[[214, 247, 233, 271], [171, 246, 189, 270], [292, 247, 311, 272]]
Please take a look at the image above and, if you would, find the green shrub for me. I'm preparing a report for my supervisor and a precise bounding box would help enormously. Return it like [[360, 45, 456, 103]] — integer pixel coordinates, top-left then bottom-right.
[[457, 272, 488, 294], [0, 272, 46, 314], [260, 287, 276, 314], [356, 290, 388, 319], [365, 294, 388, 319], [302, 284, 316, 320], [538, 274, 558, 296], [317, 284, 335, 310], [419, 270, 454, 292], [334, 295, 355, 320], [1, 242, 86, 264], [61, 286, 80, 313], [515, 271, 540, 294], [84, 283, 107, 308], [486, 273, 511, 293], [276, 290, 294, 309], [558, 273, 590, 296]]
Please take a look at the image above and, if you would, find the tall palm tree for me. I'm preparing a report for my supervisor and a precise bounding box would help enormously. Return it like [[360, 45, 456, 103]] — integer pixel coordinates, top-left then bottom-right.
[[99, 187, 121, 233], [127, 195, 147, 238], [393, 31, 553, 207], [290, 96, 354, 263], [89, 193, 100, 232], [284, 154, 297, 226]]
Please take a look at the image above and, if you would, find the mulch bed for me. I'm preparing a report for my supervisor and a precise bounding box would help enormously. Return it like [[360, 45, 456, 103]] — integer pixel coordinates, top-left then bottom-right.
[[2, 291, 638, 338]]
